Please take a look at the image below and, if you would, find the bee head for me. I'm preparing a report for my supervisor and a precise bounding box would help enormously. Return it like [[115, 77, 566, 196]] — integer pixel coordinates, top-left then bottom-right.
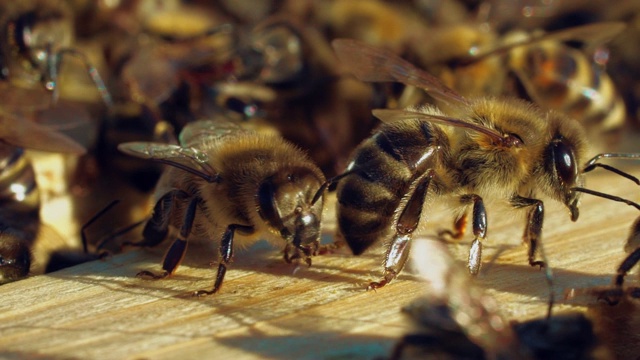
[[541, 132, 585, 221], [257, 167, 325, 261]]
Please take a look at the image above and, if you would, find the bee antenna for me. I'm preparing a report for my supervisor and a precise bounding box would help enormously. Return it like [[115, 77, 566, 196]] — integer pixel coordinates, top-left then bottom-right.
[[583, 153, 640, 184], [82, 200, 121, 253], [311, 170, 356, 205], [572, 187, 640, 211], [95, 219, 146, 252]]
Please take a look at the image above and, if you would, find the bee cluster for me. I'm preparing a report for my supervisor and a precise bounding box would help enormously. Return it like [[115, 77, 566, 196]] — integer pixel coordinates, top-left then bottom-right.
[[2, 0, 640, 358]]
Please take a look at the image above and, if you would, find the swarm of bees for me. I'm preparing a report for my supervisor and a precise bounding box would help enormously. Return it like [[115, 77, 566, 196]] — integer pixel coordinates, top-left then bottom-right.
[[2, 0, 640, 358]]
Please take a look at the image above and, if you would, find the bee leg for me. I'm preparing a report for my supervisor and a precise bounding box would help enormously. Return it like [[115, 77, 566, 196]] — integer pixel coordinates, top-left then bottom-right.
[[598, 247, 640, 305], [137, 195, 198, 280], [368, 170, 434, 290], [513, 196, 546, 269], [194, 224, 253, 296], [438, 213, 468, 240], [614, 246, 640, 287], [463, 195, 487, 275], [126, 190, 188, 248], [316, 238, 348, 255]]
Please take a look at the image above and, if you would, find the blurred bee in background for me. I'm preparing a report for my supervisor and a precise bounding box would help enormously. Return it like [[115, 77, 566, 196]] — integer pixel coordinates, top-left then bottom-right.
[[217, 18, 378, 176], [0, 111, 86, 284], [327, 39, 639, 289], [404, 17, 627, 149], [312, 0, 425, 53], [0, 0, 113, 109], [472, 0, 640, 130], [118, 118, 326, 295], [391, 236, 609, 359]]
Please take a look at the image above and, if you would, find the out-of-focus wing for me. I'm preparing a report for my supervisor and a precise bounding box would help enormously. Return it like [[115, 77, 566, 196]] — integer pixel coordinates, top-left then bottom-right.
[[332, 39, 469, 107], [0, 113, 85, 154], [0, 83, 53, 112]]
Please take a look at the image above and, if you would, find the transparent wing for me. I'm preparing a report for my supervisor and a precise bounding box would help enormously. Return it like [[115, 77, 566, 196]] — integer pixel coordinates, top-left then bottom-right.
[[462, 22, 626, 65], [122, 46, 180, 106], [0, 82, 53, 112], [372, 109, 504, 143], [33, 100, 91, 130], [0, 113, 85, 154], [331, 39, 469, 107], [178, 118, 253, 148], [117, 141, 219, 182]]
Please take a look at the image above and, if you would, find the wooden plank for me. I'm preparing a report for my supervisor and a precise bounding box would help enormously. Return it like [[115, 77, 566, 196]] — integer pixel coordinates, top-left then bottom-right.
[[0, 164, 639, 359]]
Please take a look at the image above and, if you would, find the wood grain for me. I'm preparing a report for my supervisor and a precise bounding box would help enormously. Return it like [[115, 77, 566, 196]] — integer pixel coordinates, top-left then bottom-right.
[[0, 163, 639, 359]]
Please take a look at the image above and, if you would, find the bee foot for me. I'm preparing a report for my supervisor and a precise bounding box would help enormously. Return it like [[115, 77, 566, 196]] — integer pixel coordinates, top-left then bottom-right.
[[193, 289, 216, 297], [531, 260, 546, 269], [136, 270, 168, 279], [367, 280, 388, 291]]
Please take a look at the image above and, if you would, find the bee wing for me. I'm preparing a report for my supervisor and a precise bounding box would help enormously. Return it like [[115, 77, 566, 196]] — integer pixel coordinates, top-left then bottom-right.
[[331, 39, 470, 107], [411, 236, 518, 357], [33, 100, 92, 131], [178, 119, 252, 148], [0, 113, 85, 154], [0, 83, 53, 112], [117, 141, 219, 182], [463, 22, 626, 64], [373, 109, 504, 143], [122, 46, 180, 105]]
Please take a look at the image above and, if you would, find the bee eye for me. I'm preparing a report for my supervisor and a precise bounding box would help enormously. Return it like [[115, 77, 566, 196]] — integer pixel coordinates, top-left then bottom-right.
[[551, 139, 577, 186]]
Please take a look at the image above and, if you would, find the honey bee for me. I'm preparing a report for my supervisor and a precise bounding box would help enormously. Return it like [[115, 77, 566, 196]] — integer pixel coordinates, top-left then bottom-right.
[[408, 21, 627, 147], [391, 236, 608, 360], [0, 0, 113, 108], [328, 38, 613, 289], [0, 113, 86, 284], [117, 118, 326, 295], [226, 18, 378, 176]]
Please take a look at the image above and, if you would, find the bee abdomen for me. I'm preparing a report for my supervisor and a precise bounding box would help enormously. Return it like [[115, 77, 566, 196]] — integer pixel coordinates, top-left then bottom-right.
[[337, 120, 439, 255]]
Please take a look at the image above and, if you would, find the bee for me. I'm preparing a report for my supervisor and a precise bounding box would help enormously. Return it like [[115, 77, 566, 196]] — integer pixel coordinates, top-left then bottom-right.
[[407, 21, 626, 148], [0, 112, 86, 284], [117, 118, 326, 295], [0, 0, 113, 109], [326, 38, 628, 289], [226, 18, 378, 176], [391, 235, 608, 360]]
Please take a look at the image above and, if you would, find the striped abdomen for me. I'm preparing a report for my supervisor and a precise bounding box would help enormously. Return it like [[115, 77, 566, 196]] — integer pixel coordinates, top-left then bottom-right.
[[337, 119, 446, 255], [508, 42, 625, 140]]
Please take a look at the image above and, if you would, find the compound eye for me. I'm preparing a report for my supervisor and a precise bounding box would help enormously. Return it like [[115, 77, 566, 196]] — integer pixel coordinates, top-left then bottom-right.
[[551, 138, 577, 186]]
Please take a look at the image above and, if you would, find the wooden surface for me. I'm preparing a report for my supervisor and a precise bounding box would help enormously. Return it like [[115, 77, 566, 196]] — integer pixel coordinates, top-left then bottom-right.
[[1, 163, 640, 359]]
